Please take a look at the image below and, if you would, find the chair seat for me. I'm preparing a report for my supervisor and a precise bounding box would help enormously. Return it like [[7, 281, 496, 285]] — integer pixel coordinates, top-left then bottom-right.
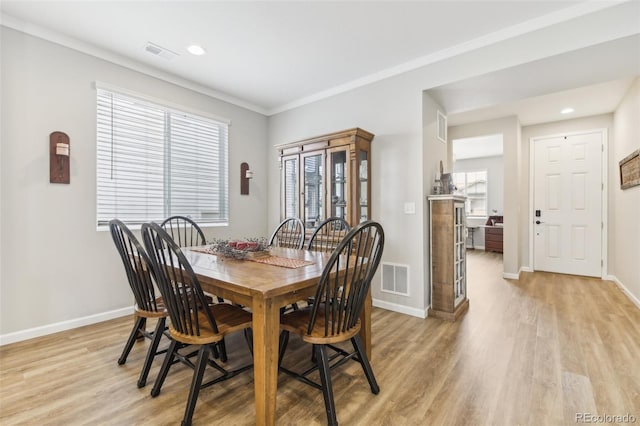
[[280, 305, 361, 345], [134, 291, 214, 318], [134, 297, 169, 319], [169, 303, 252, 346]]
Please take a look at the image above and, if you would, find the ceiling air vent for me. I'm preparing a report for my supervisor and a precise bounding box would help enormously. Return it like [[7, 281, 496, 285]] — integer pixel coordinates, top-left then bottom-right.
[[143, 42, 179, 61]]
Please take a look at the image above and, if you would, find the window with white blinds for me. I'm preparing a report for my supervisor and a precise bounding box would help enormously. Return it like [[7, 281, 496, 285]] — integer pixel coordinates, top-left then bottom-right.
[[96, 88, 229, 227], [452, 170, 488, 217]]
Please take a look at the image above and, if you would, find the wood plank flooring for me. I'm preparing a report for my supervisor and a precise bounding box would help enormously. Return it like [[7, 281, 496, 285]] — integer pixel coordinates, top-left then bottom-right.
[[1, 250, 639, 425]]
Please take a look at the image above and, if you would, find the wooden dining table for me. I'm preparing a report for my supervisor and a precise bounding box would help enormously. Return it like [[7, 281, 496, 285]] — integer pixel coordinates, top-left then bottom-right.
[[182, 246, 372, 426]]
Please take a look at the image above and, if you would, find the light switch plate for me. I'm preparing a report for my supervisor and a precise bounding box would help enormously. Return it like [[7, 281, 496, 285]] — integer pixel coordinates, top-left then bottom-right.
[[404, 202, 416, 214]]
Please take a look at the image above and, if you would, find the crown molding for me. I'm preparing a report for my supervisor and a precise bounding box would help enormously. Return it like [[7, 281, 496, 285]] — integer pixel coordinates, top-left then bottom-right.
[[267, 0, 629, 115], [0, 13, 268, 116], [1, 1, 629, 117]]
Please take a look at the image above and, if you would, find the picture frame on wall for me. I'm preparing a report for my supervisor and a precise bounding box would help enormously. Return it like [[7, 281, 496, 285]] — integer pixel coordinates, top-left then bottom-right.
[[437, 110, 447, 143], [619, 148, 640, 189]]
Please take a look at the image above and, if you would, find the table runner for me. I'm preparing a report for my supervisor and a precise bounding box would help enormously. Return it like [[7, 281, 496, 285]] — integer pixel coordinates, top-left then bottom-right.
[[188, 247, 314, 269], [247, 255, 314, 269]]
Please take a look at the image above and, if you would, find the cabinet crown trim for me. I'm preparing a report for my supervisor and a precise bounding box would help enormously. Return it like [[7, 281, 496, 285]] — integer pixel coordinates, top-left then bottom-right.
[[275, 127, 374, 149]]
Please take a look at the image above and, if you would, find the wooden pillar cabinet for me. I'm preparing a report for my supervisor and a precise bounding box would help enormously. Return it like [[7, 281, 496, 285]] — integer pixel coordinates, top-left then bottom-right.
[[428, 195, 469, 321]]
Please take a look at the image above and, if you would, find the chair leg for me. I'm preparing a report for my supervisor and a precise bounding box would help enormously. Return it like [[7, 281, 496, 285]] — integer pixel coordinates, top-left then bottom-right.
[[182, 345, 210, 426], [311, 344, 317, 364], [278, 331, 289, 367], [150, 339, 178, 397], [217, 338, 228, 363], [137, 317, 165, 388], [352, 335, 379, 394], [316, 345, 338, 426], [211, 341, 220, 360], [118, 316, 146, 365], [243, 328, 254, 357]]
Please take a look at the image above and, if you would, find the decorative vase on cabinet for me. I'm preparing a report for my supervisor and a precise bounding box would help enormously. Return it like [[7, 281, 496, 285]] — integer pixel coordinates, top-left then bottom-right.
[[276, 128, 373, 234], [428, 195, 469, 321]]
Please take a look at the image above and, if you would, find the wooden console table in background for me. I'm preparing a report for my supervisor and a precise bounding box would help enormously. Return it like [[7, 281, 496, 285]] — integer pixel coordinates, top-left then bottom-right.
[[484, 215, 503, 253]]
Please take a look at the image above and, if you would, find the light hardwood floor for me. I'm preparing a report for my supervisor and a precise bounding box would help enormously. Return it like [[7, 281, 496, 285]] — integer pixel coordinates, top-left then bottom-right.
[[1, 250, 639, 425]]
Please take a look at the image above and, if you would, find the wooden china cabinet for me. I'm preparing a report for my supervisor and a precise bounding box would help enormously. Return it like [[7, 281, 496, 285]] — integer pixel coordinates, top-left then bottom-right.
[[276, 128, 374, 233]]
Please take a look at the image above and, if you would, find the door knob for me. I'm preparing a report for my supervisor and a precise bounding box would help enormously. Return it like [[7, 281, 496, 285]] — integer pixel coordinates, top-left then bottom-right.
[[535, 220, 544, 225]]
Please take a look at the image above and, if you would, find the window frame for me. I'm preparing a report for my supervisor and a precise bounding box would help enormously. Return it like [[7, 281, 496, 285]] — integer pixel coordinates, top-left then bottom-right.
[[452, 169, 488, 218], [95, 83, 230, 230]]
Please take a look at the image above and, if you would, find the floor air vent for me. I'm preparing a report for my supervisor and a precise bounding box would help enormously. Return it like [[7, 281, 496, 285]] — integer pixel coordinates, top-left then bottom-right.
[[381, 263, 409, 296]]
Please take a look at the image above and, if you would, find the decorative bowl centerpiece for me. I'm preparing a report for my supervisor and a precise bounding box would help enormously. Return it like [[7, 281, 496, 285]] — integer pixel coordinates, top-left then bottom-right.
[[207, 237, 270, 259]]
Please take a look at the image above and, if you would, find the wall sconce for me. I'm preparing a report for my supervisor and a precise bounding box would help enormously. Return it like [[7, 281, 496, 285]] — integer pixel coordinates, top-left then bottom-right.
[[50, 131, 70, 184], [241, 162, 252, 195]]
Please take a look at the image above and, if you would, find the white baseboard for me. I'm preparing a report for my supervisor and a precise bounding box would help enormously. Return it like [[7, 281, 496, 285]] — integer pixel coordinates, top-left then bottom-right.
[[0, 306, 133, 346], [606, 275, 640, 310], [520, 266, 533, 273], [372, 298, 427, 319], [503, 272, 520, 280]]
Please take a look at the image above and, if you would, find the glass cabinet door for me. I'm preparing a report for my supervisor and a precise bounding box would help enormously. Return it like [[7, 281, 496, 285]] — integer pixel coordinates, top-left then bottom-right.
[[301, 152, 324, 229], [328, 148, 349, 223], [282, 155, 299, 219], [358, 149, 369, 223], [453, 201, 466, 306]]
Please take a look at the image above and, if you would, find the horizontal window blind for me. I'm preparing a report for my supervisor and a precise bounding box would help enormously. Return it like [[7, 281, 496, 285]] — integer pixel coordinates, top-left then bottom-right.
[[96, 88, 229, 227]]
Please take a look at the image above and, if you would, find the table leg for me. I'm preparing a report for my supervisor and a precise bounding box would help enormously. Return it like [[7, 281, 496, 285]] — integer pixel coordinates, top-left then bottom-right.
[[252, 297, 280, 426]]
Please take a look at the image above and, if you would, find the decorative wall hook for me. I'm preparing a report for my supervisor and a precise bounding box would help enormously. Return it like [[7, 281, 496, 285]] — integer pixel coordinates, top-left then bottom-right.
[[241, 162, 252, 195], [50, 131, 70, 184]]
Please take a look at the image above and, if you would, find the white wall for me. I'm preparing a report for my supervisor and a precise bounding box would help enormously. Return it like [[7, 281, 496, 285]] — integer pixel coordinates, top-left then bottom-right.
[[268, 76, 428, 318], [422, 94, 448, 310], [611, 78, 640, 306], [2, 2, 638, 339], [0, 28, 269, 338], [267, 3, 639, 314]]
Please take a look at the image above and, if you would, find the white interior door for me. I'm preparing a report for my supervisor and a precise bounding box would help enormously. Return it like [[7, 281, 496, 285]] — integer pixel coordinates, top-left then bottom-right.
[[533, 131, 603, 277]]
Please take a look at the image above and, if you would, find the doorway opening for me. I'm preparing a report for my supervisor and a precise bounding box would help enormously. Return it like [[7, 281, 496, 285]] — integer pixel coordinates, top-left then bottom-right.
[[452, 134, 504, 265]]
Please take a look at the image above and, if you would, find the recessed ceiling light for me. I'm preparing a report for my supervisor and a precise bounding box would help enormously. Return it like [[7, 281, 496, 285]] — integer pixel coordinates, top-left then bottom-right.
[[187, 45, 206, 56], [561, 107, 575, 114]]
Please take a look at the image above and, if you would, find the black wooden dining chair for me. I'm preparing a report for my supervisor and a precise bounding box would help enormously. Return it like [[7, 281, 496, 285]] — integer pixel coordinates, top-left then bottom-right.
[[278, 221, 384, 426], [109, 219, 169, 388], [268, 217, 305, 249], [305, 217, 351, 319], [160, 215, 206, 248], [269, 217, 306, 312], [142, 222, 253, 426], [307, 217, 350, 253], [162, 215, 227, 330]]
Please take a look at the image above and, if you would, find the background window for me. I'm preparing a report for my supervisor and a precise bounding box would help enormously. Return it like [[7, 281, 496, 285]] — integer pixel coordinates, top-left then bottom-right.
[[96, 88, 229, 227], [453, 170, 488, 217]]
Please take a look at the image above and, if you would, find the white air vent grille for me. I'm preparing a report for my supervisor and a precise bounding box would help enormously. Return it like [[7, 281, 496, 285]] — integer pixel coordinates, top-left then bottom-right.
[[144, 42, 179, 61], [381, 263, 409, 296]]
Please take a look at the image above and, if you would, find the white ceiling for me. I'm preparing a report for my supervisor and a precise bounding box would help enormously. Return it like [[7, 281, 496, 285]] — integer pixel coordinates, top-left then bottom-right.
[[1, 1, 639, 121]]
